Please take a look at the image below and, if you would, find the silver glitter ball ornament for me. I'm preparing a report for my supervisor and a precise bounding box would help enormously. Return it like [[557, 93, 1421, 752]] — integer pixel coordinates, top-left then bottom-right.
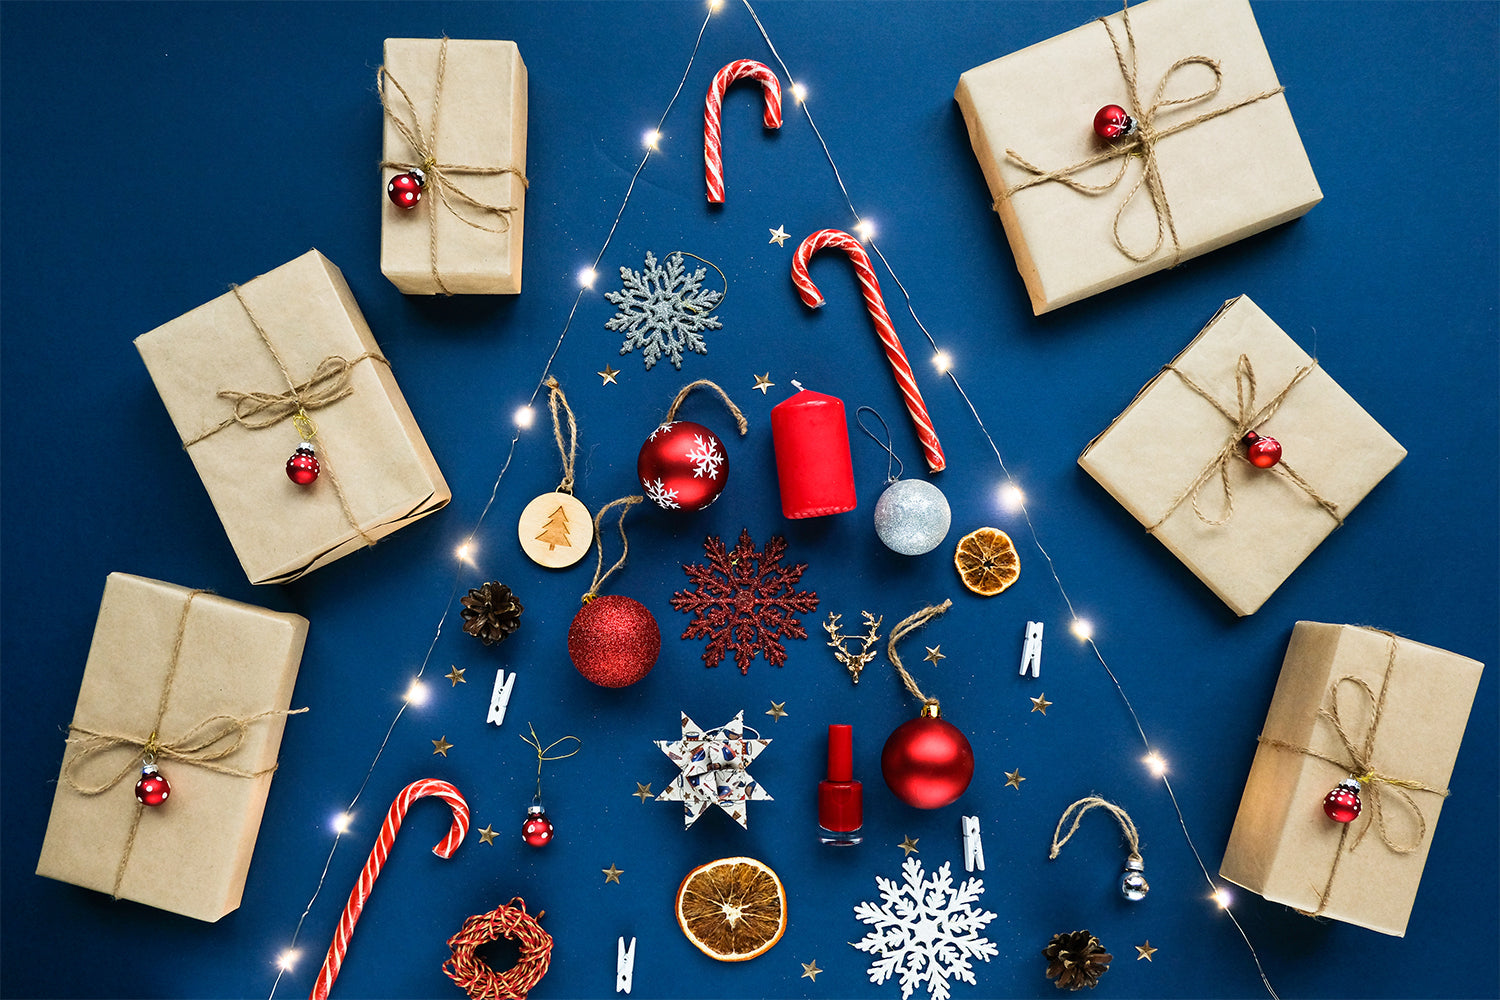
[[873, 478, 951, 556], [1119, 857, 1149, 901]]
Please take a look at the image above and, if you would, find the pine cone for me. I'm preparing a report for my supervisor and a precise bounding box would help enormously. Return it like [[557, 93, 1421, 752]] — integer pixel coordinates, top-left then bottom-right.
[[461, 581, 523, 646], [1043, 930, 1112, 991]]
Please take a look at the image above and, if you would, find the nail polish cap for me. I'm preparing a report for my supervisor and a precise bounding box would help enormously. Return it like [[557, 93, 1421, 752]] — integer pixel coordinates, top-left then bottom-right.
[[826, 724, 853, 782]]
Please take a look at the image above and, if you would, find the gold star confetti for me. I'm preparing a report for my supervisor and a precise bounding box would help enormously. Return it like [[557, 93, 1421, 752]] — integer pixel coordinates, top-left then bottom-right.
[[633, 782, 654, 803], [752, 372, 775, 394], [477, 824, 498, 845], [445, 665, 466, 686], [898, 835, 920, 856], [924, 645, 945, 665], [1005, 768, 1025, 789], [602, 863, 624, 884], [598, 364, 620, 386], [766, 701, 788, 721], [1136, 941, 1157, 962], [801, 960, 822, 982], [768, 225, 791, 247], [1030, 693, 1052, 715], [432, 736, 453, 757]]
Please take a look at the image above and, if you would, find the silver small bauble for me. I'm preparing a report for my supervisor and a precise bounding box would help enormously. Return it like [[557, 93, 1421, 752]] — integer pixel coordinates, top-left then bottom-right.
[[873, 478, 951, 556], [1119, 856, 1149, 901]]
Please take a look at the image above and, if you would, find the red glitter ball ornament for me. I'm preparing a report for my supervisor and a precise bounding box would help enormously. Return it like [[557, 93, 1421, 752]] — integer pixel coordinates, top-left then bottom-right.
[[1322, 778, 1362, 823], [880, 709, 974, 809], [1243, 431, 1283, 469], [637, 420, 729, 512], [521, 804, 554, 847], [135, 764, 171, 806], [1093, 104, 1136, 140], [286, 442, 319, 485], [386, 168, 426, 209], [568, 594, 661, 688]]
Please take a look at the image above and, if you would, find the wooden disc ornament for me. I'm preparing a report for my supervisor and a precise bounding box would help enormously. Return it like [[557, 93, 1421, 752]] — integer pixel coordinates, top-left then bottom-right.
[[637, 380, 748, 512], [519, 378, 593, 568], [568, 496, 661, 688], [879, 600, 974, 809]]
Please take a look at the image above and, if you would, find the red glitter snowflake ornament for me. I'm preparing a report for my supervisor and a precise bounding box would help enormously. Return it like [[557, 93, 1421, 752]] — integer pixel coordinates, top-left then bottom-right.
[[671, 529, 819, 674]]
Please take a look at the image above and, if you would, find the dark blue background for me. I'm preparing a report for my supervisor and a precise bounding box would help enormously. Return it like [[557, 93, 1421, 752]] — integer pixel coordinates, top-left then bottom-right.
[[3, 2, 1495, 998]]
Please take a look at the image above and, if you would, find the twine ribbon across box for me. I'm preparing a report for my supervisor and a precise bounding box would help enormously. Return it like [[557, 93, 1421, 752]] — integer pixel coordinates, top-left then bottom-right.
[[1000, 1, 1288, 264]]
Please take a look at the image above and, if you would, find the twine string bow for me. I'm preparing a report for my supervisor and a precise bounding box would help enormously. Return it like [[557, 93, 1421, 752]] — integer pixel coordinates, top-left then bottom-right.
[[1002, 2, 1286, 264]]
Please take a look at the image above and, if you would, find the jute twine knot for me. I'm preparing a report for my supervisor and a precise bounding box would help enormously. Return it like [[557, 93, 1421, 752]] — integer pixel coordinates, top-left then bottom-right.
[[1256, 631, 1449, 917], [886, 600, 953, 713], [1001, 1, 1286, 264], [1144, 353, 1341, 532], [378, 36, 531, 295]]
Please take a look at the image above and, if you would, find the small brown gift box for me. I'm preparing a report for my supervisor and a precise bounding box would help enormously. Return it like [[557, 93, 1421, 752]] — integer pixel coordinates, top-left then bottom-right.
[[1219, 623, 1484, 936], [1079, 295, 1404, 616], [135, 249, 451, 585], [380, 38, 528, 295], [36, 573, 309, 922], [954, 0, 1322, 314]]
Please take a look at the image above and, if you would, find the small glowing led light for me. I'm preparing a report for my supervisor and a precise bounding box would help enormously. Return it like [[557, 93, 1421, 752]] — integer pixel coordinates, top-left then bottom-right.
[[854, 218, 876, 242], [332, 812, 353, 835], [708, 0, 723, 10], [1213, 888, 1233, 909], [1143, 753, 1167, 777], [513, 405, 536, 429], [404, 679, 429, 706], [276, 949, 300, 972], [643, 129, 661, 149], [455, 541, 475, 563], [1000, 483, 1025, 511], [578, 267, 598, 288], [791, 82, 808, 103], [1071, 619, 1094, 641], [933, 350, 953, 373]]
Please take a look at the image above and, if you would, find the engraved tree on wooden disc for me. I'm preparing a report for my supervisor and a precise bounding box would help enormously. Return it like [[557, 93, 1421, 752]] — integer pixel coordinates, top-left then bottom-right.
[[536, 505, 573, 551]]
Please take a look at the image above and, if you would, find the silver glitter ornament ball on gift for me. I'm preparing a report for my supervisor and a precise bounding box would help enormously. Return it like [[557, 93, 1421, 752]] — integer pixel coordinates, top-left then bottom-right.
[[873, 479, 951, 555]]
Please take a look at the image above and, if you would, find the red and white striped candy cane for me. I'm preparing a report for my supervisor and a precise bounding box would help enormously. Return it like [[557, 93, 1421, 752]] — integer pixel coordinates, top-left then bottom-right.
[[704, 59, 782, 204], [311, 779, 470, 1000], [791, 229, 946, 472]]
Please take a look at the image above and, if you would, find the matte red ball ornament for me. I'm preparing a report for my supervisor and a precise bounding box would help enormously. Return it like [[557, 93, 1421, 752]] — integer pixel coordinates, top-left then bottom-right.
[[1093, 104, 1137, 140], [286, 442, 320, 485], [521, 804, 554, 847], [135, 764, 171, 807], [637, 420, 729, 512], [386, 168, 426, 209], [1243, 431, 1283, 469], [567, 594, 661, 688], [880, 707, 975, 809], [1322, 778, 1362, 823]]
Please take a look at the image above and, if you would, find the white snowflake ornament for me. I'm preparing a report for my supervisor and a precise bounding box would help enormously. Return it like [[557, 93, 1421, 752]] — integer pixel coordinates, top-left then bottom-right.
[[852, 856, 998, 1000], [606, 250, 723, 370], [654, 711, 772, 829]]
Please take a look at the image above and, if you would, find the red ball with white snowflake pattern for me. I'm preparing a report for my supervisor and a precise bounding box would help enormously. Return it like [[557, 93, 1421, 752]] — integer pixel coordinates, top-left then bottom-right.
[[637, 420, 729, 511]]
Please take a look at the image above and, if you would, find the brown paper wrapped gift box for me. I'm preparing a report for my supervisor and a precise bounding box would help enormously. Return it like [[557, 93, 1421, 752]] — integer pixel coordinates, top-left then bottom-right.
[[1079, 295, 1405, 616], [1220, 623, 1484, 936], [36, 573, 308, 922], [955, 0, 1322, 314], [380, 38, 528, 295], [135, 249, 450, 585]]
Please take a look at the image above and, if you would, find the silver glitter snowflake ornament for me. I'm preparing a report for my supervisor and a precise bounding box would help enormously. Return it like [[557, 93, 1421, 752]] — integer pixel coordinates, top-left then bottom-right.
[[853, 857, 998, 1000], [606, 250, 723, 370]]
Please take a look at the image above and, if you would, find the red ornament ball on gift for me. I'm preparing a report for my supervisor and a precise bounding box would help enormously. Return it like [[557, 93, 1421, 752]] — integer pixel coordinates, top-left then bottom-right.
[[286, 442, 320, 485], [568, 594, 661, 688], [1322, 778, 1362, 823], [1243, 431, 1283, 469], [637, 421, 729, 512], [880, 710, 974, 809], [135, 764, 171, 807], [521, 805, 554, 847], [386, 168, 426, 209], [1093, 104, 1136, 140]]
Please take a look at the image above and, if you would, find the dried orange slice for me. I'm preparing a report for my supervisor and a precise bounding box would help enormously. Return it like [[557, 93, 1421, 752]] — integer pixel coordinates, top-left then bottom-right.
[[954, 527, 1020, 596], [675, 856, 787, 962]]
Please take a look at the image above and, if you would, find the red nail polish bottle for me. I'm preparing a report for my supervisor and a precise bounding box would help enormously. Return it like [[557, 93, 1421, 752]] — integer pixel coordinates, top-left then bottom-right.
[[818, 724, 863, 845]]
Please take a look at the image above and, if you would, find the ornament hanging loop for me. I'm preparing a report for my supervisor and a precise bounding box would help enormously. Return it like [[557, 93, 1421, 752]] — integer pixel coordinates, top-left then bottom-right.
[[582, 495, 643, 602], [886, 599, 953, 711], [1049, 795, 1149, 901], [662, 379, 749, 436], [668, 251, 730, 312], [856, 405, 904, 485], [519, 723, 582, 804], [291, 409, 318, 442], [543, 377, 579, 494]]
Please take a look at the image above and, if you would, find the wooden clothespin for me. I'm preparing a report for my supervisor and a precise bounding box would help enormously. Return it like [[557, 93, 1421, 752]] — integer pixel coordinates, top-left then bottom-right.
[[962, 815, 985, 872], [1019, 621, 1044, 679], [486, 668, 516, 726], [616, 936, 636, 994]]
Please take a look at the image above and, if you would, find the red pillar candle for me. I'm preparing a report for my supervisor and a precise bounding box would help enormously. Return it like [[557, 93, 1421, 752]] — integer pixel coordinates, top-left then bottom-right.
[[771, 383, 857, 518]]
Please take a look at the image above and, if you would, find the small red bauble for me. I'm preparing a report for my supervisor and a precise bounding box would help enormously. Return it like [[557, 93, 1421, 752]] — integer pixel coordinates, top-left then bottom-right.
[[1243, 431, 1282, 469], [286, 442, 320, 485], [386, 168, 426, 209], [1322, 778, 1362, 823], [1093, 104, 1137, 140], [880, 709, 975, 809], [568, 594, 661, 688], [521, 804, 554, 847], [135, 764, 171, 807], [637, 420, 729, 512]]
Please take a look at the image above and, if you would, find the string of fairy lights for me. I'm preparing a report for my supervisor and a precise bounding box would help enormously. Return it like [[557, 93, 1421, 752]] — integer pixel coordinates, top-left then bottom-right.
[[268, 2, 1277, 997]]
